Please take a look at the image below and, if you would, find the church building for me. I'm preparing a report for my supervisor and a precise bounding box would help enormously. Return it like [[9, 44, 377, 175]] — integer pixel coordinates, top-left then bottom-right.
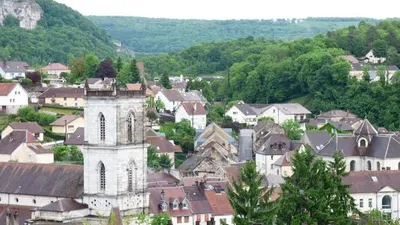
[[0, 79, 150, 225]]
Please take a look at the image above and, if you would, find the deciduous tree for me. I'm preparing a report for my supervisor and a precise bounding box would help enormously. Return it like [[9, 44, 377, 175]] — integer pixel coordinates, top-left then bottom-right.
[[282, 119, 303, 140], [84, 54, 100, 78], [96, 58, 117, 79]]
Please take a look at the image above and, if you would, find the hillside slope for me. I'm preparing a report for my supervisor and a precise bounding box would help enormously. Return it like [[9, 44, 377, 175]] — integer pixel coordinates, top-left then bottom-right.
[[88, 16, 377, 54], [0, 0, 116, 65]]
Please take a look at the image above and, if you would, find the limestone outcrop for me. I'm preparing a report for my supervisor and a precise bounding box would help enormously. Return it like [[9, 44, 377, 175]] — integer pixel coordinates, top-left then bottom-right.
[[0, 0, 43, 29]]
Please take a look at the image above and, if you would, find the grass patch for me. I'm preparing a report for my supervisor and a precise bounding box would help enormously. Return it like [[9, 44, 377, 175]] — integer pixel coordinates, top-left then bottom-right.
[[0, 115, 20, 131], [40, 106, 82, 115]]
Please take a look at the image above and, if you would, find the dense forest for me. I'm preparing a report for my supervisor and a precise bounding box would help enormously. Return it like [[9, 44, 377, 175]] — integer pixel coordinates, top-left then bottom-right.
[[88, 16, 376, 54], [0, 0, 116, 66], [142, 20, 400, 130]]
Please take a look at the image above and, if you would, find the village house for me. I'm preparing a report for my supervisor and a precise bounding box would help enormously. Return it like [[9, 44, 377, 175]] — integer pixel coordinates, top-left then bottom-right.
[[348, 62, 399, 82], [0, 130, 53, 163], [126, 83, 154, 98], [79, 78, 114, 89], [361, 50, 386, 64], [41, 63, 70, 78], [39, 87, 84, 107], [0, 61, 29, 80], [155, 89, 184, 112], [172, 81, 187, 93], [64, 127, 85, 151], [2, 122, 44, 141], [175, 102, 207, 129], [146, 135, 182, 169], [315, 119, 400, 172], [181, 91, 207, 105], [342, 170, 400, 220], [225, 104, 257, 126], [0, 83, 28, 114], [307, 109, 362, 133], [252, 120, 285, 150], [50, 115, 84, 134]]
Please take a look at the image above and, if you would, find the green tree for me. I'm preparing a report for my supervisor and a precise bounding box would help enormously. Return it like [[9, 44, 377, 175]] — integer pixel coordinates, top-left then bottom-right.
[[147, 146, 160, 170], [159, 154, 173, 171], [3, 15, 19, 27], [84, 54, 100, 78], [160, 121, 195, 154], [116, 56, 123, 72], [277, 148, 358, 225], [227, 160, 276, 225], [258, 116, 274, 122], [53, 146, 83, 164], [377, 65, 387, 86], [151, 213, 171, 225], [362, 65, 370, 82], [118, 59, 141, 87], [373, 39, 388, 58], [363, 209, 400, 225], [155, 99, 165, 112], [96, 58, 117, 79], [281, 119, 303, 140], [160, 73, 172, 89]]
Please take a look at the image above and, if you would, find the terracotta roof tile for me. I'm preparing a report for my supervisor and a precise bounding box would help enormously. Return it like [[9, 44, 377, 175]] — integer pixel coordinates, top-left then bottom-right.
[[41, 63, 69, 71], [0, 131, 39, 154], [0, 83, 17, 96], [126, 83, 154, 97], [147, 136, 182, 153], [149, 187, 192, 217], [27, 144, 53, 154], [204, 190, 233, 216]]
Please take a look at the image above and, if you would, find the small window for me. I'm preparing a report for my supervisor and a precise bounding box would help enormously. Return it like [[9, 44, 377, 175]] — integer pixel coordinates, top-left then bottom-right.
[[100, 162, 106, 191], [270, 164, 273, 170], [182, 200, 188, 209], [350, 160, 356, 171], [368, 198, 373, 208], [161, 202, 168, 211], [18, 91, 20, 94], [377, 162, 381, 171], [33, 199, 36, 204], [271, 155, 273, 160], [359, 199, 363, 208], [233, 112, 238, 115], [173, 201, 179, 210], [15, 198, 19, 203], [367, 161, 371, 171], [74, 97, 77, 101], [387, 167, 391, 170], [9, 99, 12, 103], [177, 216, 182, 223], [99, 113, 105, 141], [277, 169, 280, 175], [273, 109, 276, 113], [184, 216, 189, 223], [64, 97, 67, 101], [382, 195, 392, 209], [75, 102, 78, 107]]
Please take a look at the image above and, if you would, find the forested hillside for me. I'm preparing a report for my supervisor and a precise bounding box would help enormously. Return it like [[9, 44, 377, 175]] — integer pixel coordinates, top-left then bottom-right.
[[0, 0, 116, 65], [88, 16, 376, 54], [142, 20, 400, 130]]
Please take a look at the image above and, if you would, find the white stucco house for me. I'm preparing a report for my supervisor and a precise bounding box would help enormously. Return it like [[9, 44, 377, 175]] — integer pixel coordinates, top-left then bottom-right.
[[255, 103, 311, 125], [175, 102, 207, 129], [155, 89, 184, 112], [0, 61, 29, 80], [343, 170, 400, 220], [0, 83, 29, 114], [362, 50, 386, 64], [225, 104, 257, 126]]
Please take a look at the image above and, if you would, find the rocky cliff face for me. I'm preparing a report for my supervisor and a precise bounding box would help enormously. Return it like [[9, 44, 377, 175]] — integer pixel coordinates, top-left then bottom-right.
[[0, 0, 43, 29]]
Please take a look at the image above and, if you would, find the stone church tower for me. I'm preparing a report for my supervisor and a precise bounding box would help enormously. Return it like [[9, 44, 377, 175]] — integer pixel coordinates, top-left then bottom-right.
[[82, 80, 149, 216]]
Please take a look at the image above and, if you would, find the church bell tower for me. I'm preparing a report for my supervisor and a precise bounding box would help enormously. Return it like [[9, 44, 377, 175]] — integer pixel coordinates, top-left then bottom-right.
[[82, 80, 149, 216]]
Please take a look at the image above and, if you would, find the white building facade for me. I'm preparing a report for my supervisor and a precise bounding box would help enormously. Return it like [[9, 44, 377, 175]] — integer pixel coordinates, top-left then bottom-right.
[[0, 83, 29, 114], [175, 102, 207, 129]]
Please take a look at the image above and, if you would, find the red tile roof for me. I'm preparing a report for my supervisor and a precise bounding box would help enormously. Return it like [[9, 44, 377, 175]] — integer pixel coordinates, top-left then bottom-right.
[[50, 115, 82, 126], [27, 144, 53, 154], [0, 83, 16, 96], [147, 136, 182, 153], [0, 131, 39, 154], [149, 187, 192, 217], [41, 63, 69, 71], [204, 190, 233, 216], [126, 83, 154, 97], [180, 102, 207, 115]]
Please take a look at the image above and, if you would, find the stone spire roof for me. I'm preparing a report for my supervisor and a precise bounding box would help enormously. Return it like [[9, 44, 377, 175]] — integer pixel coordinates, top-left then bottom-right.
[[354, 119, 378, 142]]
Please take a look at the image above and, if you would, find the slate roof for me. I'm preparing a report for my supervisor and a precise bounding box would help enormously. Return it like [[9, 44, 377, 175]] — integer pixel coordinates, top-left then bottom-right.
[[40, 87, 84, 98], [317, 110, 358, 119], [41, 63, 69, 71], [205, 190, 233, 216], [303, 130, 331, 152], [233, 104, 257, 116], [161, 89, 184, 101], [0, 61, 29, 73], [354, 119, 378, 141], [274, 103, 311, 115], [342, 170, 400, 194], [146, 136, 182, 153], [180, 102, 207, 115], [65, 127, 84, 145], [256, 133, 292, 155], [148, 187, 192, 217], [0, 83, 16, 96], [0, 131, 38, 154], [238, 129, 253, 162], [273, 151, 296, 167], [182, 186, 212, 214], [0, 162, 84, 198], [183, 90, 207, 102], [50, 115, 81, 126], [27, 144, 53, 154], [38, 199, 87, 212], [8, 122, 44, 134], [147, 172, 180, 188]]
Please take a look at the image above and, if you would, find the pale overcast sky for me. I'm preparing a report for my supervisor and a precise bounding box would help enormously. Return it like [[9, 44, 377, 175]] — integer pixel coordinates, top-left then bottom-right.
[[55, 0, 399, 20]]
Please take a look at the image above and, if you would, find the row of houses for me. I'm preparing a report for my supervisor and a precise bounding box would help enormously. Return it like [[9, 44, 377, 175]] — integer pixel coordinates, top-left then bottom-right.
[[0, 61, 70, 80]]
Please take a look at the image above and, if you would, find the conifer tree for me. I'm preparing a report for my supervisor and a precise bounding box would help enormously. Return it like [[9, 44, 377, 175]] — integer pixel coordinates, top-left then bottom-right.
[[160, 73, 172, 89], [116, 56, 123, 72], [227, 160, 276, 225]]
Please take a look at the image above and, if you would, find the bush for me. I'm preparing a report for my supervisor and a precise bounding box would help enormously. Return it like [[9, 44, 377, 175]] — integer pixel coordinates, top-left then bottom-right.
[[43, 127, 65, 141], [20, 78, 33, 85], [53, 145, 83, 164], [18, 106, 57, 126], [26, 71, 42, 83]]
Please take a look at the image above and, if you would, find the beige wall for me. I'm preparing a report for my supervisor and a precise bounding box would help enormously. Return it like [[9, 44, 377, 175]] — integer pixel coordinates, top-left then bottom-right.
[[0, 144, 54, 163], [0, 154, 11, 162], [45, 97, 84, 108], [1, 126, 44, 141], [52, 117, 84, 134]]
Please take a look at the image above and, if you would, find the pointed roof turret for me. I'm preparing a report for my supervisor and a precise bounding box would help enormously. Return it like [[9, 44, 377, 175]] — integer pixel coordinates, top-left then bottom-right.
[[354, 119, 378, 142]]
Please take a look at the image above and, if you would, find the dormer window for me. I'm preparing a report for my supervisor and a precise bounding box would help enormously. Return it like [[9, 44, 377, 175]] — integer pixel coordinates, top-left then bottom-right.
[[182, 199, 188, 209], [161, 202, 168, 211], [173, 200, 179, 210], [358, 138, 368, 148]]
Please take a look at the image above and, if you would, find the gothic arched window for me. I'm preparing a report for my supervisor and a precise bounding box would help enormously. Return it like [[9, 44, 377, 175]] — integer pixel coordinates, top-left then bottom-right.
[[99, 113, 105, 141], [127, 112, 135, 143], [367, 161, 372, 171], [350, 160, 356, 171], [99, 162, 106, 191], [127, 160, 136, 192]]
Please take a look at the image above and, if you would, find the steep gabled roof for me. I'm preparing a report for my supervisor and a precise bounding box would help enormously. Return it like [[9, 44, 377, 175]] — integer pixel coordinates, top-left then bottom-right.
[[0, 61, 29, 73], [0, 83, 17, 96], [303, 130, 331, 152], [256, 133, 292, 155], [160, 89, 184, 101], [147, 136, 182, 153], [204, 190, 233, 216], [0, 131, 38, 154], [179, 102, 207, 115], [50, 115, 82, 126], [354, 119, 378, 141], [64, 127, 84, 145], [232, 104, 257, 116]]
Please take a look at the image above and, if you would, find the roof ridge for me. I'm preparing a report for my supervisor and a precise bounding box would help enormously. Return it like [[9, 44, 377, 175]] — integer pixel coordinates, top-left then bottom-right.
[[384, 135, 392, 159]]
